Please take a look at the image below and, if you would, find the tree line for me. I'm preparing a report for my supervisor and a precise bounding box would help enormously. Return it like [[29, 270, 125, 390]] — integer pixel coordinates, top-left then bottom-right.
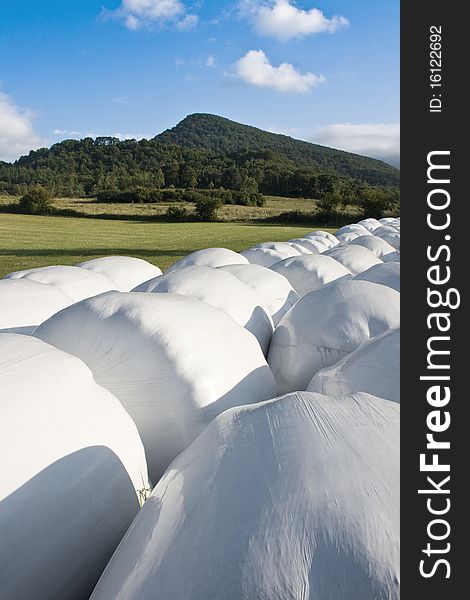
[[0, 136, 399, 201]]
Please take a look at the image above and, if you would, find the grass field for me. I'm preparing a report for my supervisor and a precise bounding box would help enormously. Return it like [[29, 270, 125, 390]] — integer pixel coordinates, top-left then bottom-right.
[[0, 212, 331, 277], [0, 194, 318, 222]]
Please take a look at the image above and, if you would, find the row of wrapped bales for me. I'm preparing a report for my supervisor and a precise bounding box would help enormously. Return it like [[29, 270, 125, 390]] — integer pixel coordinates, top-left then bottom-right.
[[0, 217, 399, 599]]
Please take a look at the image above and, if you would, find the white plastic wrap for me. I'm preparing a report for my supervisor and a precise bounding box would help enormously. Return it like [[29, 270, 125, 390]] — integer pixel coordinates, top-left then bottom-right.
[[240, 244, 301, 267], [287, 238, 322, 254], [350, 234, 396, 258], [4, 265, 116, 301], [270, 254, 352, 297], [373, 226, 401, 249], [335, 231, 363, 243], [77, 256, 162, 292], [165, 248, 248, 273], [268, 279, 400, 393], [217, 263, 300, 326], [323, 245, 382, 275], [132, 265, 273, 354], [336, 224, 372, 237], [90, 391, 399, 600], [357, 217, 382, 231], [0, 334, 149, 600], [286, 241, 312, 254], [304, 230, 339, 246], [383, 251, 400, 263], [0, 279, 73, 334], [35, 292, 277, 482], [296, 236, 331, 252], [308, 329, 400, 403], [355, 261, 400, 292]]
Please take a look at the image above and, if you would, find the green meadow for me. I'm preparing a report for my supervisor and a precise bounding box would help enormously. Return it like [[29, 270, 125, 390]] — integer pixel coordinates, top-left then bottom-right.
[[0, 212, 331, 277]]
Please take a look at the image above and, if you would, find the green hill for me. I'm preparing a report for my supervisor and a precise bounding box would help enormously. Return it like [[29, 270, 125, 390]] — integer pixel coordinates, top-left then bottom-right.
[[0, 113, 399, 198], [157, 114, 399, 185]]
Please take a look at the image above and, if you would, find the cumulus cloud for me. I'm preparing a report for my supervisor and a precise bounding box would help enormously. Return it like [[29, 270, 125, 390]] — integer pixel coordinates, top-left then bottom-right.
[[0, 91, 44, 162], [312, 123, 400, 166], [235, 50, 325, 93], [239, 0, 348, 41], [205, 55, 217, 68], [109, 0, 198, 31]]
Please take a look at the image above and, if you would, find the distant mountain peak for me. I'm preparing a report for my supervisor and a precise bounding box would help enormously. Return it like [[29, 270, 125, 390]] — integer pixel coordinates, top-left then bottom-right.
[[156, 114, 399, 185]]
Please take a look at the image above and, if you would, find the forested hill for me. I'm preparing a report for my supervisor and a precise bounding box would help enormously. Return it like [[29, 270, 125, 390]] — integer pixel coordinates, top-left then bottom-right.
[[157, 114, 399, 184], [0, 113, 399, 198]]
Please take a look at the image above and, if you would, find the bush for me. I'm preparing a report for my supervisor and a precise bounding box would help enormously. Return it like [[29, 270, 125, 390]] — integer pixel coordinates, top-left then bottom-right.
[[359, 188, 400, 219], [18, 188, 54, 215], [194, 196, 223, 221], [265, 210, 316, 224], [165, 205, 191, 221]]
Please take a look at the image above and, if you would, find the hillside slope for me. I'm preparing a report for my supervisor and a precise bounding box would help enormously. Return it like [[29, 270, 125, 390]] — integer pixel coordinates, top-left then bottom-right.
[[156, 114, 399, 185]]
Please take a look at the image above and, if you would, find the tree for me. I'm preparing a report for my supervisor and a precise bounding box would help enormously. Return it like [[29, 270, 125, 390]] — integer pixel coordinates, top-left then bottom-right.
[[194, 196, 223, 221], [316, 191, 344, 225], [179, 164, 197, 188], [317, 174, 337, 198], [18, 187, 54, 215], [360, 188, 400, 218], [154, 168, 165, 189]]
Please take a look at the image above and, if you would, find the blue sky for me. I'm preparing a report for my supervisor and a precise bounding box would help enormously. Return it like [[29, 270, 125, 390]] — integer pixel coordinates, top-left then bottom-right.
[[0, 1, 399, 164]]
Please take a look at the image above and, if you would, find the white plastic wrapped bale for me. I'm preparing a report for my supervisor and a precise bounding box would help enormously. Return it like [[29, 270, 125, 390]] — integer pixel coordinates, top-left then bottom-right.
[[35, 292, 277, 482], [357, 217, 382, 231], [4, 265, 116, 302], [296, 237, 332, 252], [77, 256, 162, 292], [374, 227, 401, 249], [165, 248, 248, 273], [132, 265, 273, 355], [217, 264, 300, 326], [336, 231, 363, 244], [268, 279, 400, 393], [323, 245, 383, 275], [90, 391, 400, 600], [253, 241, 303, 256], [241, 244, 301, 267], [308, 329, 400, 403], [0, 334, 149, 600], [286, 242, 312, 254], [270, 254, 352, 297], [379, 217, 398, 225], [304, 230, 339, 247], [350, 234, 396, 259], [0, 279, 73, 334], [355, 262, 400, 292], [287, 238, 323, 254], [336, 224, 372, 237], [383, 251, 400, 263]]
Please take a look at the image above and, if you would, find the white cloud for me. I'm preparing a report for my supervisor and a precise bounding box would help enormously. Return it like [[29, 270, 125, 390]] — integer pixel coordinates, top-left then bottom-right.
[[311, 123, 400, 166], [239, 0, 348, 41], [0, 91, 44, 162], [110, 0, 198, 30], [112, 95, 130, 104], [51, 129, 151, 141], [235, 49, 324, 93], [205, 55, 216, 68]]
